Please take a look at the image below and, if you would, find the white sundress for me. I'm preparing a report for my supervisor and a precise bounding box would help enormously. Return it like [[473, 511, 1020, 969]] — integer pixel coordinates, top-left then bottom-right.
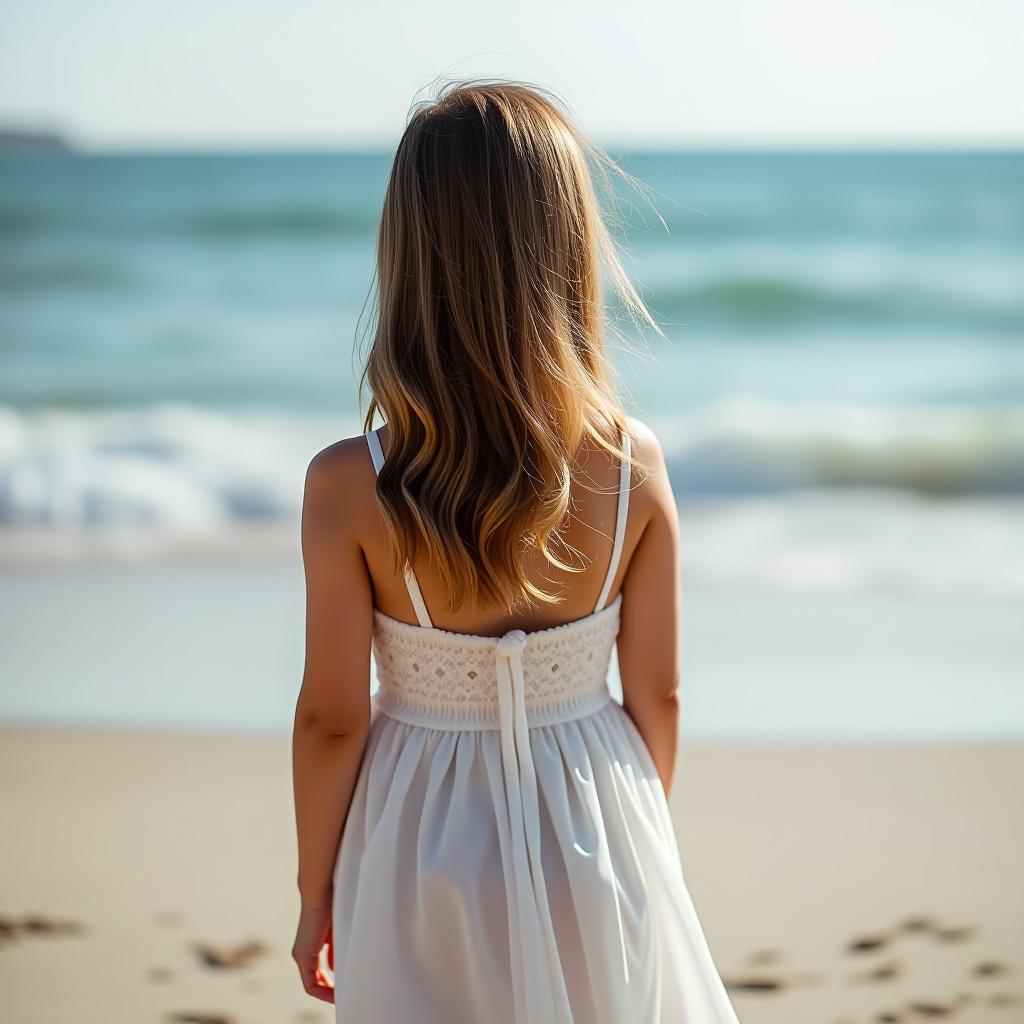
[[332, 427, 741, 1024]]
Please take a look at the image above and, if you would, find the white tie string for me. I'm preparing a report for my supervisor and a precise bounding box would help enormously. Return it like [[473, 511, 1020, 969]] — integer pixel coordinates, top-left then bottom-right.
[[494, 629, 574, 1023]]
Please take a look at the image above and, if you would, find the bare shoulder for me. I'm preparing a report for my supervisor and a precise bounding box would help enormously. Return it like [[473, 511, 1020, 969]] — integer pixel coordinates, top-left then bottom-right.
[[623, 415, 664, 473], [623, 415, 673, 511], [302, 433, 377, 535]]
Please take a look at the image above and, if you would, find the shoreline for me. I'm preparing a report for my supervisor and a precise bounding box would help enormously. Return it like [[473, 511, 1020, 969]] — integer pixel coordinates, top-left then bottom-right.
[[2, 559, 1022, 742]]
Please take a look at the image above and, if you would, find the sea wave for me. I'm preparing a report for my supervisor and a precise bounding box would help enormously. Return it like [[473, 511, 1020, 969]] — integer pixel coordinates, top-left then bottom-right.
[[4, 259, 1020, 342], [3, 231, 1019, 332], [654, 401, 1024, 496], [0, 258, 136, 292], [1, 401, 1022, 593], [645, 275, 1024, 332], [180, 205, 378, 239], [0, 404, 311, 533], [678, 491, 1024, 596], [0, 201, 378, 241], [2, 401, 1023, 530], [8, 199, 1022, 246], [0, 204, 56, 235]]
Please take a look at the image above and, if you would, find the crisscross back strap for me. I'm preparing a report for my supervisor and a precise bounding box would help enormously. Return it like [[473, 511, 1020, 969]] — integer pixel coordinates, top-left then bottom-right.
[[593, 429, 632, 613], [365, 428, 434, 628]]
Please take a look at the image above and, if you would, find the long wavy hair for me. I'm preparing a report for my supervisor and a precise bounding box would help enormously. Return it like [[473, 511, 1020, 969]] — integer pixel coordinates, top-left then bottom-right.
[[360, 79, 658, 613]]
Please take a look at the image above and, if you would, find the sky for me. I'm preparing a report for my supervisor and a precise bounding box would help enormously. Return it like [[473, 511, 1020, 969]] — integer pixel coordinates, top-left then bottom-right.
[[2, 0, 1023, 150]]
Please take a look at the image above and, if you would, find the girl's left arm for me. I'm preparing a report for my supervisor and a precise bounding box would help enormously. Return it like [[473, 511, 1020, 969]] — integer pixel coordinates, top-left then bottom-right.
[[290, 442, 374, 1001]]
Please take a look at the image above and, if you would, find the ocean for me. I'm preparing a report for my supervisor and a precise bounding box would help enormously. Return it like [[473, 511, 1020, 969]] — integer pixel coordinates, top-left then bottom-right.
[[1, 149, 1022, 738]]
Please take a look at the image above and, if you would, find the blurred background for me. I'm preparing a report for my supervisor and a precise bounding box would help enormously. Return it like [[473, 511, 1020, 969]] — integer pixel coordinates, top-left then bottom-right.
[[1, 2, 1022, 1022]]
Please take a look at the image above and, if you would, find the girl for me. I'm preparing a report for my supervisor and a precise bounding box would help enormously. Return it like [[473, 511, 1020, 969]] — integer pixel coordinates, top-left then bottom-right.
[[292, 80, 740, 1023]]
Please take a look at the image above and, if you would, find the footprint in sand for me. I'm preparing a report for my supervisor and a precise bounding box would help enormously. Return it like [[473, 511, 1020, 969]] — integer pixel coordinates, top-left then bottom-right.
[[846, 917, 979, 956], [847, 933, 893, 954], [972, 960, 1012, 979], [875, 995, 975, 1021], [850, 959, 904, 985], [746, 949, 783, 967], [723, 971, 820, 994], [933, 926, 976, 945], [167, 1014, 235, 1024], [986, 993, 1021, 1007], [0, 914, 86, 945], [898, 916, 939, 935], [907, 997, 970, 1017], [724, 976, 787, 994], [191, 939, 269, 970]]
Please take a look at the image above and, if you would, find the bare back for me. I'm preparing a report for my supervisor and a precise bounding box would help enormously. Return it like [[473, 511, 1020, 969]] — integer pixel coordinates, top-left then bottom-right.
[[360, 421, 646, 636]]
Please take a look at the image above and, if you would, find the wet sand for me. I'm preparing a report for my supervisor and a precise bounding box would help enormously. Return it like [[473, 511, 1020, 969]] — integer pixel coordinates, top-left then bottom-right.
[[1, 727, 1021, 1023]]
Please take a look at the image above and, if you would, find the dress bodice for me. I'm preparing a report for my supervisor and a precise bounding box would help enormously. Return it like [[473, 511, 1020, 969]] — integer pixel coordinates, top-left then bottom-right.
[[372, 592, 622, 730]]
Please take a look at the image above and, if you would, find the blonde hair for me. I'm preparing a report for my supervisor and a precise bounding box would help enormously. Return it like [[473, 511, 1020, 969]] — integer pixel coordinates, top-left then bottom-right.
[[361, 79, 658, 613]]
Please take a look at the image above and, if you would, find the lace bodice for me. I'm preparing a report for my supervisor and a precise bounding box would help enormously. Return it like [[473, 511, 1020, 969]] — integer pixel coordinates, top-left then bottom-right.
[[372, 593, 622, 730]]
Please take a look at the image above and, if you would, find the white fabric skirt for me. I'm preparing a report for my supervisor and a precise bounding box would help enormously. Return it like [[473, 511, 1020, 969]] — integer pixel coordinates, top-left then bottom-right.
[[332, 697, 741, 1023]]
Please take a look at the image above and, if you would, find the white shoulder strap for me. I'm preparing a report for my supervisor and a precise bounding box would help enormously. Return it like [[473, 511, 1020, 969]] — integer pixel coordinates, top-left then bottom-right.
[[593, 429, 632, 613], [364, 427, 386, 474], [364, 428, 434, 629]]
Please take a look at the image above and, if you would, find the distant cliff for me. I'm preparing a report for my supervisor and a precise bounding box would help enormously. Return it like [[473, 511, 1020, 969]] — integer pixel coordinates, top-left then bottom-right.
[[0, 130, 73, 154]]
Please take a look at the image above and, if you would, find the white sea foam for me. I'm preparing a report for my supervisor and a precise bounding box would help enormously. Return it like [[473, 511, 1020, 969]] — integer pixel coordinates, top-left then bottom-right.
[[651, 400, 1024, 495], [678, 490, 1024, 596], [0, 403, 325, 534], [1, 402, 1022, 594]]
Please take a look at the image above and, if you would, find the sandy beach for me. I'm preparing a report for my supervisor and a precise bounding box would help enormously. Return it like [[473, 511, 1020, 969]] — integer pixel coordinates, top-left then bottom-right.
[[1, 726, 1021, 1023]]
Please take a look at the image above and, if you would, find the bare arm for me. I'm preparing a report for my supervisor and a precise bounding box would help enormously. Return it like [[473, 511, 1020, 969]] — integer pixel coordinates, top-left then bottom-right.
[[616, 421, 682, 794], [290, 442, 374, 1000]]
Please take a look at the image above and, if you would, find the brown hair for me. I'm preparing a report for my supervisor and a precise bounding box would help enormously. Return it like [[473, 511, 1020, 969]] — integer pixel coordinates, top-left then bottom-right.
[[360, 79, 658, 613]]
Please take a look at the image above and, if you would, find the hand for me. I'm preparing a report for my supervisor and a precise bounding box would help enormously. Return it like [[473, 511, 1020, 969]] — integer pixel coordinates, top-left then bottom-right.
[[292, 904, 335, 1003]]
